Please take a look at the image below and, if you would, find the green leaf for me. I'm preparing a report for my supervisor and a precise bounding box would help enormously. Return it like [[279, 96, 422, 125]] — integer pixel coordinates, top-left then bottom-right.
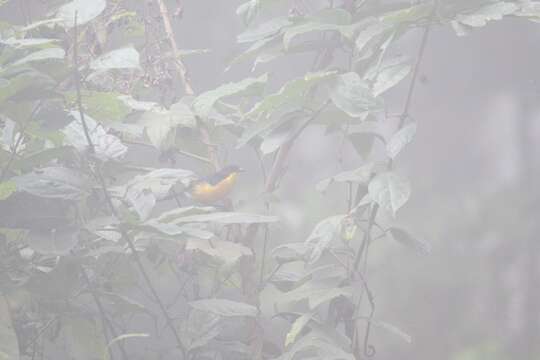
[[189, 298, 258, 317], [12, 47, 65, 66], [0, 37, 59, 48], [246, 71, 336, 118], [102, 334, 149, 360], [175, 212, 278, 225], [112, 168, 195, 221], [63, 112, 128, 161], [193, 73, 268, 118], [90, 47, 140, 70], [0, 181, 16, 200], [304, 215, 346, 264], [0, 296, 19, 360], [368, 171, 410, 217], [367, 55, 411, 97], [386, 122, 416, 159], [13, 166, 88, 200], [388, 227, 430, 255], [27, 227, 80, 256], [285, 313, 314, 347], [65, 91, 132, 123], [354, 19, 393, 54], [379, 3, 432, 24], [316, 163, 374, 192], [455, 2, 518, 28], [56, 0, 107, 28], [186, 238, 252, 265], [329, 72, 381, 118], [282, 8, 355, 50], [237, 16, 292, 43]]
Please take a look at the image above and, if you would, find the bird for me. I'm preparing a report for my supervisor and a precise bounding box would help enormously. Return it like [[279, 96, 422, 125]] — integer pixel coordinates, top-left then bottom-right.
[[187, 165, 244, 204]]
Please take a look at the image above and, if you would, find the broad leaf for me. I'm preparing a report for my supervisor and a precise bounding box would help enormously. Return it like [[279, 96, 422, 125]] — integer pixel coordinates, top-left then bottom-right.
[[368, 172, 410, 216], [193, 74, 268, 118], [329, 72, 380, 118], [13, 166, 88, 200], [285, 313, 314, 347], [63, 112, 128, 161], [316, 163, 374, 192], [237, 16, 291, 43], [186, 238, 252, 265], [247, 71, 336, 118], [57, 0, 107, 28], [13, 48, 65, 66], [90, 47, 140, 70], [455, 2, 517, 28], [386, 122, 416, 159], [368, 55, 411, 97], [304, 215, 346, 264]]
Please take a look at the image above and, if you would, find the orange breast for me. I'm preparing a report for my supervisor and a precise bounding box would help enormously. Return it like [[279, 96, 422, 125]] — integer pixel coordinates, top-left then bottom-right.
[[191, 173, 238, 203]]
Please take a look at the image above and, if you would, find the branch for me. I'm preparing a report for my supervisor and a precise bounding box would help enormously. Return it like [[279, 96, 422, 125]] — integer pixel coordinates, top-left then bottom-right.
[[155, 0, 193, 95]]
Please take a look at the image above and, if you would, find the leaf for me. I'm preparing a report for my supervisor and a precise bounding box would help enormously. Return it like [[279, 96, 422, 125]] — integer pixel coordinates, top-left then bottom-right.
[[368, 172, 410, 217], [285, 313, 313, 347], [386, 122, 416, 159], [189, 299, 258, 317], [0, 296, 19, 360], [193, 74, 268, 118], [380, 3, 432, 24], [102, 333, 149, 360], [27, 227, 80, 256], [316, 163, 374, 192], [0, 181, 16, 200], [113, 168, 195, 221], [175, 212, 278, 225], [90, 47, 140, 70], [65, 91, 132, 123], [370, 319, 412, 344], [186, 238, 252, 265], [304, 215, 346, 264], [12, 48, 65, 66], [139, 99, 196, 149], [369, 55, 411, 97], [62, 111, 128, 161], [272, 242, 310, 264], [329, 72, 381, 118], [57, 0, 107, 28], [237, 16, 292, 43], [0, 37, 59, 48], [246, 71, 336, 118], [455, 2, 518, 28], [13, 166, 88, 200], [283, 8, 355, 49], [388, 227, 430, 255], [354, 19, 393, 54]]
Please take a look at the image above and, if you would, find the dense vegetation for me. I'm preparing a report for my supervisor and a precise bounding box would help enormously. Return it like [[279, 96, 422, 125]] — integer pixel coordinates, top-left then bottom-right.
[[0, 0, 537, 359]]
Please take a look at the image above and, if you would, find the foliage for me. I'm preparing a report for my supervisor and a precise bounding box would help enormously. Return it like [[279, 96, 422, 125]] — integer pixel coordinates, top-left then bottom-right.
[[0, 0, 534, 359]]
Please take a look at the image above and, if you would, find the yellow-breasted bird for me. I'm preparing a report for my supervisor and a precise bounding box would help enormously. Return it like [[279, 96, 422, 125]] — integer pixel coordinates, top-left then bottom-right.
[[188, 165, 244, 204]]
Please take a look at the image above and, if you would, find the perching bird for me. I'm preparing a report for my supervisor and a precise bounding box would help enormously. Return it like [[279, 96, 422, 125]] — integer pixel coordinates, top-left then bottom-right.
[[188, 165, 244, 204]]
